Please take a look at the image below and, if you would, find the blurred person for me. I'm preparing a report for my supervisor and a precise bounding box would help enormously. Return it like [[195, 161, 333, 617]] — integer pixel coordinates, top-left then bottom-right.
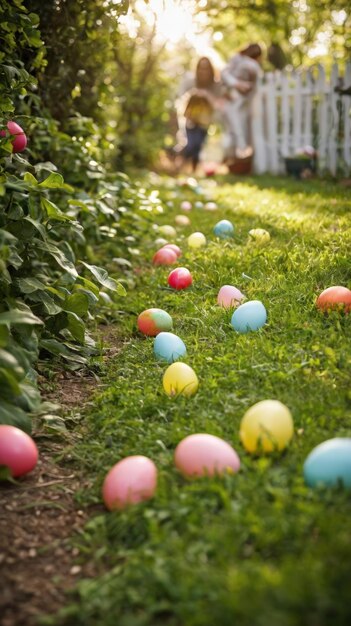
[[221, 43, 263, 162], [172, 57, 223, 172]]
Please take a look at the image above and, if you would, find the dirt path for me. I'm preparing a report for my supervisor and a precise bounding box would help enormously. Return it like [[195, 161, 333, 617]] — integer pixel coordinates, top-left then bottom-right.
[[0, 327, 123, 626], [0, 441, 98, 626]]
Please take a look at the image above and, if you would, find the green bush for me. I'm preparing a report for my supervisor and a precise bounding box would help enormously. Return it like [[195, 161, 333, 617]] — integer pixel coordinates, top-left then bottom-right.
[[0, 0, 145, 432]]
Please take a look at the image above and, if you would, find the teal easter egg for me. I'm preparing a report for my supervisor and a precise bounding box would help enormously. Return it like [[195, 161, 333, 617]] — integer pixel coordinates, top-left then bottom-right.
[[231, 300, 267, 333], [213, 220, 234, 238], [304, 438, 351, 488], [154, 332, 187, 363]]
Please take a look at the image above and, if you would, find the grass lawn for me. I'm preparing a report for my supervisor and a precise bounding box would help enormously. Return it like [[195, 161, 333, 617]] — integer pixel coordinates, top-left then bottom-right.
[[50, 174, 351, 626]]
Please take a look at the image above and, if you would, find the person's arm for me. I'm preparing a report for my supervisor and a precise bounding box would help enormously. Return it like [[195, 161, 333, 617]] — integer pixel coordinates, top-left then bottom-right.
[[221, 63, 252, 95], [177, 72, 194, 98]]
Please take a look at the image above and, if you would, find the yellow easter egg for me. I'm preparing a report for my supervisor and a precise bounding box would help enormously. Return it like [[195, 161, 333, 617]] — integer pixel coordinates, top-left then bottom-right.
[[187, 232, 206, 248], [158, 225, 177, 239], [248, 229, 270, 245], [240, 400, 293, 453], [163, 362, 199, 397]]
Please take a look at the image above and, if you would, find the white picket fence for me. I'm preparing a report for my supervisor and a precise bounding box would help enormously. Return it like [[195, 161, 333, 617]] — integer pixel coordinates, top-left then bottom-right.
[[252, 61, 351, 176]]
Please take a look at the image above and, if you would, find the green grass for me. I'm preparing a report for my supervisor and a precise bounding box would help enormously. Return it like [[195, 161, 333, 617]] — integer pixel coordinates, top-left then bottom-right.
[[49, 174, 351, 626]]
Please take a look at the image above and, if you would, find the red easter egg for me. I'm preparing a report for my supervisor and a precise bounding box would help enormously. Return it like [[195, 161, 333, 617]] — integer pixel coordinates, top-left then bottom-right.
[[168, 267, 193, 290], [137, 308, 173, 336], [153, 247, 177, 266], [0, 121, 27, 153], [316, 286, 351, 312], [0, 425, 38, 478], [162, 244, 182, 258]]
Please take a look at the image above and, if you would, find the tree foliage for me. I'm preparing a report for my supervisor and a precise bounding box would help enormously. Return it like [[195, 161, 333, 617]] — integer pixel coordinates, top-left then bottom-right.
[[206, 0, 351, 68]]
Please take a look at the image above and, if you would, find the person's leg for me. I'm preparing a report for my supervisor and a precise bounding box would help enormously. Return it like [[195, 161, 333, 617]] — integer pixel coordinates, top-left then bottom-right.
[[182, 126, 207, 171], [223, 97, 252, 158]]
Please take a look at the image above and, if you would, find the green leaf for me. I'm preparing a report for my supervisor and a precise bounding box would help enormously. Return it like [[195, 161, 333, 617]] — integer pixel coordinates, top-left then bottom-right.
[[0, 325, 10, 347], [64, 292, 89, 317], [28, 291, 63, 315], [25, 218, 47, 240], [38, 172, 65, 188], [40, 338, 87, 363], [36, 241, 78, 277], [0, 367, 21, 396], [0, 466, 14, 482], [17, 277, 46, 294], [40, 196, 72, 222], [0, 348, 23, 374], [67, 312, 85, 344], [80, 261, 117, 291], [77, 276, 100, 297], [116, 282, 127, 297], [24, 172, 38, 186], [0, 401, 31, 433], [0, 309, 43, 326]]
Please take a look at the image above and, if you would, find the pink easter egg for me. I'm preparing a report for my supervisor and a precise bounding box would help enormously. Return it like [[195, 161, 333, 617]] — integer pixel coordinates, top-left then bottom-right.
[[217, 285, 245, 309], [0, 425, 38, 478], [175, 433, 240, 478], [181, 201, 192, 211], [162, 244, 182, 258], [102, 455, 157, 511], [0, 121, 27, 152], [168, 267, 193, 290], [175, 215, 190, 226], [153, 247, 178, 266]]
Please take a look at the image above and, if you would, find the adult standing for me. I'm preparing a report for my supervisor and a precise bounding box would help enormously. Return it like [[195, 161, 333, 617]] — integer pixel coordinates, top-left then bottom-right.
[[221, 43, 263, 162]]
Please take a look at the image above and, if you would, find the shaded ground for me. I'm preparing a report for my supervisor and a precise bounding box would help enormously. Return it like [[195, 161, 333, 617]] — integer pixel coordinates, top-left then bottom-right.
[[0, 442, 99, 626], [0, 325, 124, 626]]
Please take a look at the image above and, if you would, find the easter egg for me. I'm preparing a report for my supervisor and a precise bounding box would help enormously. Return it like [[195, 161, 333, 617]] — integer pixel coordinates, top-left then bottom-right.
[[231, 300, 267, 333], [154, 332, 187, 363], [175, 214, 190, 226], [175, 434, 240, 478], [316, 286, 351, 312], [168, 267, 193, 290], [187, 232, 206, 248], [303, 438, 351, 488], [153, 247, 177, 266], [0, 425, 38, 478], [248, 228, 270, 245], [204, 202, 217, 211], [158, 225, 177, 238], [217, 285, 245, 309], [155, 237, 168, 247], [213, 219, 234, 238], [102, 455, 157, 510], [194, 201, 204, 209], [162, 244, 182, 258], [163, 362, 198, 397], [0, 121, 27, 153], [181, 200, 192, 211], [240, 400, 294, 454], [203, 162, 217, 177], [137, 308, 173, 336]]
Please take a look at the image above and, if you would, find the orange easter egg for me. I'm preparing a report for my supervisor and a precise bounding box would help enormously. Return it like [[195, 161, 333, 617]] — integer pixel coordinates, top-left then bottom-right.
[[316, 286, 351, 312]]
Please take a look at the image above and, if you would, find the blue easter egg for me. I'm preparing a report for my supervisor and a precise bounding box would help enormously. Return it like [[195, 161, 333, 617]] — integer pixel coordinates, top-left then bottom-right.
[[304, 438, 351, 488], [231, 300, 267, 333], [154, 332, 187, 363], [213, 220, 234, 238]]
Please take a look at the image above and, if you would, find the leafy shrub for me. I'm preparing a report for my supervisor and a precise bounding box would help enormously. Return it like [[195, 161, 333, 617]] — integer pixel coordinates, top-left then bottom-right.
[[0, 0, 148, 432]]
